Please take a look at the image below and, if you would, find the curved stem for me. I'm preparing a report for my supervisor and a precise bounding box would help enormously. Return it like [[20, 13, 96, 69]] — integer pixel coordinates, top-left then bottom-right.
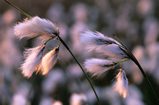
[[4, 0, 32, 18], [43, 38, 53, 45], [58, 36, 101, 105], [133, 59, 159, 104], [113, 34, 159, 103], [114, 59, 130, 64]]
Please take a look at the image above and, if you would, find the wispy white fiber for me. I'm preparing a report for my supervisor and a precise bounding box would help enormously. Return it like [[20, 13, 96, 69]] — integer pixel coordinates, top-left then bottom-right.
[[80, 30, 120, 51], [41, 47, 59, 75], [96, 44, 128, 61], [114, 69, 129, 98], [84, 58, 116, 77], [21, 45, 45, 78], [14, 16, 58, 40]]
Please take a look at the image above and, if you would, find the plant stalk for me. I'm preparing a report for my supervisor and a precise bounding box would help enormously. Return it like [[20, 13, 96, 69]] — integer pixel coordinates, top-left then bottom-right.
[[4, 0, 32, 18], [58, 36, 101, 105], [113, 34, 159, 103], [131, 56, 159, 103]]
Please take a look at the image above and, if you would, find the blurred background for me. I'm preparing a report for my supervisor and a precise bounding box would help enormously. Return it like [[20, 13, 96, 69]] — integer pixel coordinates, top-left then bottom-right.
[[0, 0, 159, 105]]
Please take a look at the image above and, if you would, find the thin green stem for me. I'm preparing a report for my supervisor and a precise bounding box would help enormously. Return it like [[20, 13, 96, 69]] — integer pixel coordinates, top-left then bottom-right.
[[114, 59, 130, 64], [57, 37, 61, 47], [4, 0, 32, 18], [134, 60, 159, 104], [113, 34, 159, 103], [113, 34, 128, 50], [58, 36, 101, 105], [43, 38, 53, 45]]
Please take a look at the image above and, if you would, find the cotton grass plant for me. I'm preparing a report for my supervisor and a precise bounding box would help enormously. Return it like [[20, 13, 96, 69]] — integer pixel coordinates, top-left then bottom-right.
[[4, 0, 159, 104], [13, 15, 60, 78], [80, 30, 130, 98], [4, 0, 101, 104], [80, 30, 159, 102]]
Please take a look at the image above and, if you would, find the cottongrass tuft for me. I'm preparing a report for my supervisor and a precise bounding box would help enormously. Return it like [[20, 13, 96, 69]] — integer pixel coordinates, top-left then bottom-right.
[[14, 16, 61, 77], [80, 30, 129, 61], [84, 58, 116, 77], [114, 69, 129, 98], [96, 44, 128, 61], [41, 46, 59, 75], [80, 30, 120, 51], [21, 45, 45, 78], [21, 45, 59, 77], [80, 30, 130, 98], [14, 16, 58, 40]]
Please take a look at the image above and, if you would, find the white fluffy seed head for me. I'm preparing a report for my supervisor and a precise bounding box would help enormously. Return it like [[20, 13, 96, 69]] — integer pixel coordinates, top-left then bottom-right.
[[41, 46, 59, 75], [80, 30, 120, 51], [80, 30, 129, 61], [96, 44, 128, 62], [21, 45, 45, 78], [114, 69, 129, 98], [14, 16, 58, 40], [84, 58, 116, 77]]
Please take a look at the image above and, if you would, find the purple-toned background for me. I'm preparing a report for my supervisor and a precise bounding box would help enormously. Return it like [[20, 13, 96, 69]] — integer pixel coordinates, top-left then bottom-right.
[[0, 0, 159, 105]]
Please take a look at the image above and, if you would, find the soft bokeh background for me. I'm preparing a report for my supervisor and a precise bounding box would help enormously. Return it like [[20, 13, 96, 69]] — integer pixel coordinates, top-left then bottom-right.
[[0, 0, 159, 105]]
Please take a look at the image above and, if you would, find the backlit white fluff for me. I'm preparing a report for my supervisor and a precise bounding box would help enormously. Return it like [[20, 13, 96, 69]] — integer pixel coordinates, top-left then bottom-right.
[[97, 44, 128, 61], [84, 58, 116, 77], [14, 16, 58, 40], [114, 69, 129, 98], [21, 45, 45, 78], [70, 93, 87, 105], [80, 30, 120, 51], [41, 47, 59, 75]]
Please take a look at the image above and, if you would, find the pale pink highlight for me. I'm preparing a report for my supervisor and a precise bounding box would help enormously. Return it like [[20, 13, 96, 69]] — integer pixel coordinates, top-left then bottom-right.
[[114, 69, 129, 98]]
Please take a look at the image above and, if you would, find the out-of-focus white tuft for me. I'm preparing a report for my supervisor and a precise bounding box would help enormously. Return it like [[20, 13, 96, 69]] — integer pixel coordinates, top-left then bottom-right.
[[124, 85, 144, 105], [11, 93, 29, 105], [14, 16, 58, 40], [70, 93, 87, 105], [96, 44, 128, 62], [42, 69, 66, 94], [84, 58, 116, 77], [114, 69, 129, 98], [41, 47, 59, 75], [52, 101, 63, 105], [100, 86, 120, 105], [39, 97, 54, 105], [21, 45, 45, 78], [0, 28, 22, 69], [80, 30, 120, 51]]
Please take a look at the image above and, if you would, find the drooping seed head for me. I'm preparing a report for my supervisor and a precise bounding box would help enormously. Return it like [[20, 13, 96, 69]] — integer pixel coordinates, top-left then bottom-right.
[[21, 45, 45, 78], [114, 69, 129, 98], [41, 46, 59, 75]]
